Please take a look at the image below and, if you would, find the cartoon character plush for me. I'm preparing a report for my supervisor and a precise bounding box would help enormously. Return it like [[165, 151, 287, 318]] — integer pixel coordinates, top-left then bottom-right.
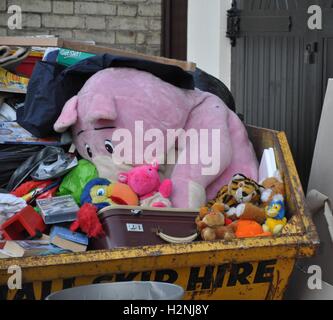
[[54, 68, 258, 209], [207, 174, 266, 224], [262, 194, 287, 235], [80, 178, 139, 210], [118, 161, 172, 208]]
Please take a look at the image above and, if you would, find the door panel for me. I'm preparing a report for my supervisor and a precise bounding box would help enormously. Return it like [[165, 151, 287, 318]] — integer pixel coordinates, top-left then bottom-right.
[[162, 0, 188, 60], [230, 0, 332, 187]]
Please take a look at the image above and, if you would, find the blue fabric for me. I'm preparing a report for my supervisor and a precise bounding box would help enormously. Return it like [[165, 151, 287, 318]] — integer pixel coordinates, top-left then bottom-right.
[[44, 49, 59, 63]]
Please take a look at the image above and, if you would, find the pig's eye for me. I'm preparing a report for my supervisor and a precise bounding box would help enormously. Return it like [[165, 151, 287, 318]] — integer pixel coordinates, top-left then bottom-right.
[[105, 140, 114, 154], [85, 144, 92, 158]]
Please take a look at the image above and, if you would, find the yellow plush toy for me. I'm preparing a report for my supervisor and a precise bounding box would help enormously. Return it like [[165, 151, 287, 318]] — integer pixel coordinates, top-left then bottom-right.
[[262, 194, 287, 235]]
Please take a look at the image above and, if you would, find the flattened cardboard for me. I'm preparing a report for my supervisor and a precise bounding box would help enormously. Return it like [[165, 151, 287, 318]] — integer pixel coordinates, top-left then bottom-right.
[[0, 37, 196, 72]]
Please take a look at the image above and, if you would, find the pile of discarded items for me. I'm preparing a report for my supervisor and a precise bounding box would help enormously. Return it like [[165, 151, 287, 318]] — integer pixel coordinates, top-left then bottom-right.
[[0, 36, 290, 259]]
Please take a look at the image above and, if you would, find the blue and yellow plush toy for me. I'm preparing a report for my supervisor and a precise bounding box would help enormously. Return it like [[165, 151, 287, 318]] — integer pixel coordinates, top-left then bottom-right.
[[80, 178, 139, 210], [262, 194, 287, 235]]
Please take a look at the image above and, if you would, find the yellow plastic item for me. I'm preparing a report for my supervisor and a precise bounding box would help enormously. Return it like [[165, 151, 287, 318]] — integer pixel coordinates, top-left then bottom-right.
[[0, 67, 29, 93]]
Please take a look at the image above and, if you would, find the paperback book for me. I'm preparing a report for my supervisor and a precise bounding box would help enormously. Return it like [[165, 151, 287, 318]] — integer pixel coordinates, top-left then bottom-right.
[[50, 226, 88, 253]]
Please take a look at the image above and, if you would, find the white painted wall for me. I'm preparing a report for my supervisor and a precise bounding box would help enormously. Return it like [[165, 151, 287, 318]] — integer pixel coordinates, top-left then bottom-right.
[[187, 0, 232, 88]]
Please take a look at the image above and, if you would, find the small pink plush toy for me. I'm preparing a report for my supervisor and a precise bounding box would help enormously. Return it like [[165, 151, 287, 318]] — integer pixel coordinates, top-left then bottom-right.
[[118, 161, 172, 208]]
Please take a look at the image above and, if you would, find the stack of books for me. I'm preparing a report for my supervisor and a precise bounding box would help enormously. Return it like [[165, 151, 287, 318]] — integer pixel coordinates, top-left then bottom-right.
[[1, 239, 68, 258]]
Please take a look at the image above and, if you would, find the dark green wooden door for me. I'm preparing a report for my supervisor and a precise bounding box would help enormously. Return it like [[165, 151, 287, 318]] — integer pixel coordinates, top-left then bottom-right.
[[229, 0, 333, 188]]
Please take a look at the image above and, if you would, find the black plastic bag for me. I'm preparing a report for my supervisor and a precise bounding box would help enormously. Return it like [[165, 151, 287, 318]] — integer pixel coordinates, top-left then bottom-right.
[[6, 146, 68, 192], [31, 149, 78, 181], [193, 67, 236, 112], [0, 145, 43, 189]]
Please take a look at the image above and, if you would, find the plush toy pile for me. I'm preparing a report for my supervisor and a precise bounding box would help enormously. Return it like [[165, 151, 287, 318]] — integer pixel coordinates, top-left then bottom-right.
[[0, 63, 290, 257], [196, 171, 287, 241], [54, 67, 259, 209]]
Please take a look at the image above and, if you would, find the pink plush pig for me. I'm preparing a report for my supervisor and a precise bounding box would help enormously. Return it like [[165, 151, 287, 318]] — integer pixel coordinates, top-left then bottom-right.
[[54, 68, 258, 209], [118, 161, 173, 208]]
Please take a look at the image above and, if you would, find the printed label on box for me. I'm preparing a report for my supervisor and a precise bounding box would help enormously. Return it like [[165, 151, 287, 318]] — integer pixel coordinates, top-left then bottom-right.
[[126, 224, 144, 232]]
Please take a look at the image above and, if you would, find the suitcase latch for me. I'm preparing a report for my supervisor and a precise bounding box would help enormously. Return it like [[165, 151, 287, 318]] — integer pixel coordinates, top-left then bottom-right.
[[131, 209, 142, 216]]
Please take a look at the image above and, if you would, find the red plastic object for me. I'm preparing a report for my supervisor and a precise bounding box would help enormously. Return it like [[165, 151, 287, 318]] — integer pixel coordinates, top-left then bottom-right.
[[15, 55, 42, 78], [11, 180, 53, 197], [36, 186, 59, 200], [1, 206, 46, 240]]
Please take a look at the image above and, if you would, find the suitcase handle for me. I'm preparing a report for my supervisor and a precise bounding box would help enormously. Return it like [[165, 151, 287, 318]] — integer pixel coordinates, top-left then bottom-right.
[[155, 229, 198, 244]]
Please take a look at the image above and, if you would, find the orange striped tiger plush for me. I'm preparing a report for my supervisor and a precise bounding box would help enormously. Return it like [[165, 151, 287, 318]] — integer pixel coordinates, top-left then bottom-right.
[[207, 174, 266, 224]]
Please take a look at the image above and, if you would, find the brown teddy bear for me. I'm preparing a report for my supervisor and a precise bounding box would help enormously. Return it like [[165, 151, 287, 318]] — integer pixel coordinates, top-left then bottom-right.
[[196, 203, 236, 241], [260, 171, 285, 207], [196, 204, 271, 241]]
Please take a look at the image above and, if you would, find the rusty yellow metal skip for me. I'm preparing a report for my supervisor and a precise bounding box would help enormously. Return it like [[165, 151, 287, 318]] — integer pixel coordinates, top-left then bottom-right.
[[0, 126, 319, 300]]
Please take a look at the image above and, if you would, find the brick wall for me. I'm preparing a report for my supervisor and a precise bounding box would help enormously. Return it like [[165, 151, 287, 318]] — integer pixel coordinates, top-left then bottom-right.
[[0, 0, 162, 56]]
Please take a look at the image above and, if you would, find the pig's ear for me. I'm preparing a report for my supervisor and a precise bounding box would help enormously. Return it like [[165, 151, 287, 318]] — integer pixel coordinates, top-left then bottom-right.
[[118, 172, 128, 184], [54, 96, 79, 133]]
